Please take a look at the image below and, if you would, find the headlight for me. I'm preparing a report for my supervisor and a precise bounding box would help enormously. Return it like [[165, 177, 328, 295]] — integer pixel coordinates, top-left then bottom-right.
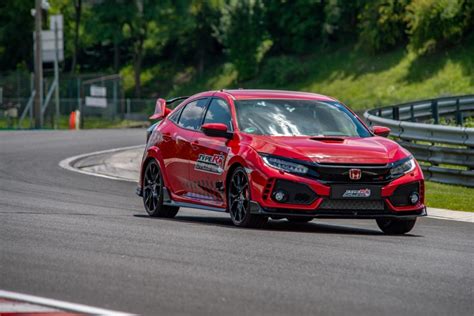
[[390, 157, 416, 177], [262, 155, 308, 174]]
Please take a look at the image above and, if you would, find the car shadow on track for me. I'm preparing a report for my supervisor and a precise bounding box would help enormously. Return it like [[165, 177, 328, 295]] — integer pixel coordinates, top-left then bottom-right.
[[133, 214, 422, 237]]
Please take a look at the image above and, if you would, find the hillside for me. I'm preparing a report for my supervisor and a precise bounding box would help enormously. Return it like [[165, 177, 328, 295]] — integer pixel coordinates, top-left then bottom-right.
[[136, 39, 474, 111]]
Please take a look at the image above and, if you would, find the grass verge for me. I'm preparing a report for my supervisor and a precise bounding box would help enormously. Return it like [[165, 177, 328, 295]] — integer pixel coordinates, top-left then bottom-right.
[[425, 181, 474, 212]]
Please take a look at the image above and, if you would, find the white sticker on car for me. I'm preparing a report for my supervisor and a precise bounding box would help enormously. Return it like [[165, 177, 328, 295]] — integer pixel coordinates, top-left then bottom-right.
[[195, 154, 225, 174], [342, 188, 371, 198]]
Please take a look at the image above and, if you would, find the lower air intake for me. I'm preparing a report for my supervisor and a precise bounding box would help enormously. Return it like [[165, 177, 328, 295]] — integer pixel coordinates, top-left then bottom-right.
[[319, 199, 385, 211]]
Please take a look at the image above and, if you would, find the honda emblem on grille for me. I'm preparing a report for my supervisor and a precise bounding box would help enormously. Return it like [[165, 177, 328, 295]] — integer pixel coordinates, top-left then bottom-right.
[[349, 168, 362, 180]]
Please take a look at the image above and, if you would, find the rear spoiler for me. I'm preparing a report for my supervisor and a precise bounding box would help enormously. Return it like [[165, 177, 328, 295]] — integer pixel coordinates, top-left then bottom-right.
[[150, 96, 189, 120]]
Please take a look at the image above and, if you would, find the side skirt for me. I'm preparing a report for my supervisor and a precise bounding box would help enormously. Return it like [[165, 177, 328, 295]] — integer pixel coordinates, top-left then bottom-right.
[[162, 187, 227, 213]]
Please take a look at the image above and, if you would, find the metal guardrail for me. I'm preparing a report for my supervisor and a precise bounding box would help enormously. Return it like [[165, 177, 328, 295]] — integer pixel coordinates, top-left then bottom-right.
[[364, 95, 474, 187]]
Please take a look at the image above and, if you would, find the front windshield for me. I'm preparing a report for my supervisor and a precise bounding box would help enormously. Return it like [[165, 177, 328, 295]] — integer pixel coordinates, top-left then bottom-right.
[[234, 99, 371, 137]]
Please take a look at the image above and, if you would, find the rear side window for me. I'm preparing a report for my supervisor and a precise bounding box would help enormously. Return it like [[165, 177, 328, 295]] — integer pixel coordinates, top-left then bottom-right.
[[168, 106, 182, 123], [177, 98, 208, 130], [203, 99, 233, 130]]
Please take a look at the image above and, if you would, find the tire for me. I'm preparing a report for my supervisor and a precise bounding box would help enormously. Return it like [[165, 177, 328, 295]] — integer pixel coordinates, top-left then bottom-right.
[[142, 160, 179, 218], [287, 217, 313, 223], [228, 167, 268, 228], [376, 218, 416, 235]]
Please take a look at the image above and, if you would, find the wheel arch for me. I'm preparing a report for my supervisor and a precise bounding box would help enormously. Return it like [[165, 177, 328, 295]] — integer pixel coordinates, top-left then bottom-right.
[[140, 146, 169, 188]]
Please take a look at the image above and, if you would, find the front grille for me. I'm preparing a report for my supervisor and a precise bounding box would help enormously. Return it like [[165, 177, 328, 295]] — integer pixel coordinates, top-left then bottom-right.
[[308, 164, 392, 184], [319, 199, 385, 211]]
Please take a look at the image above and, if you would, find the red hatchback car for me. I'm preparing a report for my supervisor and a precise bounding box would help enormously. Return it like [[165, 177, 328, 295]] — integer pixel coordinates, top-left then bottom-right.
[[137, 89, 426, 234]]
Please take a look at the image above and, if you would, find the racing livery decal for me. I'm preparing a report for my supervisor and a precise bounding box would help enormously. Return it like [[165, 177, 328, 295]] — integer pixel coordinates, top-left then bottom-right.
[[195, 154, 225, 174], [343, 188, 371, 198]]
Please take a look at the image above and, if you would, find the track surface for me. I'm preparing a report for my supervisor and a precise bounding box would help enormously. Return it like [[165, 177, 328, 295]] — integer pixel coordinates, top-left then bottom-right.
[[1, 130, 473, 316]]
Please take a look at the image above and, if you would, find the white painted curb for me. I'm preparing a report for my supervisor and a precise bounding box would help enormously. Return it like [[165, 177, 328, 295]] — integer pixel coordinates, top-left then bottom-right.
[[58, 145, 143, 183], [0, 289, 135, 316]]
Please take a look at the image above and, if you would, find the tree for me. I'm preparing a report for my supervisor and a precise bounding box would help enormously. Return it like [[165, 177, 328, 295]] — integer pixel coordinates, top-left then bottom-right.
[[262, 0, 324, 54], [71, 0, 82, 73], [358, 0, 409, 53], [406, 0, 473, 54], [216, 0, 268, 82], [0, 0, 34, 70], [188, 0, 223, 77]]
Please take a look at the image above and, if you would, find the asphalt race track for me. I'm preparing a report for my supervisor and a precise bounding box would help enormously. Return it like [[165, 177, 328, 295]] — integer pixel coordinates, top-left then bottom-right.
[[1, 130, 473, 315]]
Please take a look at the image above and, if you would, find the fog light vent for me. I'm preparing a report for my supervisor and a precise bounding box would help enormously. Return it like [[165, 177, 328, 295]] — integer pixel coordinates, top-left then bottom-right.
[[271, 180, 317, 205], [273, 190, 288, 202], [409, 192, 419, 205]]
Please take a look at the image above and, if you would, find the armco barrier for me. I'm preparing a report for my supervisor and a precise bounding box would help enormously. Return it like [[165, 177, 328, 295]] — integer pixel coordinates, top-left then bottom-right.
[[364, 95, 474, 187]]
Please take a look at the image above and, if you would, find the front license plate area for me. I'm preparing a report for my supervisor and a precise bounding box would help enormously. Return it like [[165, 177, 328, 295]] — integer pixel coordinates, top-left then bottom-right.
[[330, 184, 382, 200]]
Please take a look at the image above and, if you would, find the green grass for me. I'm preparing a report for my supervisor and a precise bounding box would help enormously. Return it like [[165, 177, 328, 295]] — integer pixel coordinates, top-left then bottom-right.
[[425, 181, 474, 212]]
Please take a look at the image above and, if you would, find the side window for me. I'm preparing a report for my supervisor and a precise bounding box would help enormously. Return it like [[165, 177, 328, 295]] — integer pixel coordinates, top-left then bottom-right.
[[167, 106, 182, 123], [177, 98, 208, 130], [203, 99, 233, 130]]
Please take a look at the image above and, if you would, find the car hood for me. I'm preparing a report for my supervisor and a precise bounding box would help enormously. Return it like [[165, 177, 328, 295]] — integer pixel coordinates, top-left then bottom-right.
[[248, 135, 409, 164]]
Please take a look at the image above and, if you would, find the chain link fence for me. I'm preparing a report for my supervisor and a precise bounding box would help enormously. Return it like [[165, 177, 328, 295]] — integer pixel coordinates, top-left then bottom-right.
[[0, 71, 156, 129]]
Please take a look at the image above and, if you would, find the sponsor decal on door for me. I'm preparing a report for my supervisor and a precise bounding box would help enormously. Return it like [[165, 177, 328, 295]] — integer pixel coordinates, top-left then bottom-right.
[[195, 154, 225, 174]]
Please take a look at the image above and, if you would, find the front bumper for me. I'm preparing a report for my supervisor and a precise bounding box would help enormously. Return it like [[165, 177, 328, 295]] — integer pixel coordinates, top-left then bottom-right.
[[248, 162, 426, 218]]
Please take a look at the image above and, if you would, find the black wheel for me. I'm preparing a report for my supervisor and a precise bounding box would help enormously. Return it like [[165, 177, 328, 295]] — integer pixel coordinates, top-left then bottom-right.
[[228, 167, 268, 228], [376, 218, 416, 235], [143, 160, 179, 218], [287, 217, 313, 223]]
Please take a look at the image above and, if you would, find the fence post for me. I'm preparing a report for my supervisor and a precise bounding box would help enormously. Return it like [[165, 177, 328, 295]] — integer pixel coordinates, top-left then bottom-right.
[[126, 98, 131, 117], [455, 98, 463, 126], [410, 104, 415, 122], [392, 106, 399, 120], [431, 100, 439, 124]]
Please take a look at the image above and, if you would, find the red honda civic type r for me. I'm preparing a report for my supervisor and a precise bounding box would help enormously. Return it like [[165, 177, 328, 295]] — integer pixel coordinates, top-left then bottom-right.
[[137, 89, 426, 234]]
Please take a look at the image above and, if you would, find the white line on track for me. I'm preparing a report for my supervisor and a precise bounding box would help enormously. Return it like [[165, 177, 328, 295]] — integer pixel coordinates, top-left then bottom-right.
[[0, 289, 135, 316], [58, 145, 143, 182]]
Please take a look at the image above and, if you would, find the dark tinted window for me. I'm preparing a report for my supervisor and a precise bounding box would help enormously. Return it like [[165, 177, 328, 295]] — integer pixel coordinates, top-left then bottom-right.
[[178, 98, 208, 130], [203, 99, 232, 130], [234, 99, 371, 137], [168, 106, 182, 123]]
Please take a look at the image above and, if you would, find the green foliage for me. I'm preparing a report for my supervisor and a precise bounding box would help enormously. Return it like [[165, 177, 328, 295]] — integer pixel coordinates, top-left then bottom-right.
[[2, 0, 474, 97], [322, 0, 361, 41], [358, 0, 409, 52], [262, 0, 324, 54], [215, 0, 268, 82], [406, 0, 473, 54], [260, 56, 308, 86], [0, 0, 34, 70]]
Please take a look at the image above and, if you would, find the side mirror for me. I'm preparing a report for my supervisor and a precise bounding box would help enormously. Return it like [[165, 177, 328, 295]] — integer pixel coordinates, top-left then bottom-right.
[[150, 98, 170, 120], [372, 125, 391, 137], [201, 123, 233, 139]]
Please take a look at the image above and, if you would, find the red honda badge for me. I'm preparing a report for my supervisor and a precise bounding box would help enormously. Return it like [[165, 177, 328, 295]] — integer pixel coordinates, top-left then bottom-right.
[[349, 168, 362, 180]]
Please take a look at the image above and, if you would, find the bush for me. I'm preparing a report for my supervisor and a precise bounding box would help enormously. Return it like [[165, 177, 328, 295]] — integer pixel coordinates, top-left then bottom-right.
[[260, 56, 308, 86], [358, 0, 409, 52], [406, 0, 473, 54]]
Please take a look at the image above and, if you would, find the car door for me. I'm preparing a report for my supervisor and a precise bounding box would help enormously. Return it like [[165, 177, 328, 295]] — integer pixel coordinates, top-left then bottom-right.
[[160, 98, 209, 197], [188, 98, 234, 206]]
